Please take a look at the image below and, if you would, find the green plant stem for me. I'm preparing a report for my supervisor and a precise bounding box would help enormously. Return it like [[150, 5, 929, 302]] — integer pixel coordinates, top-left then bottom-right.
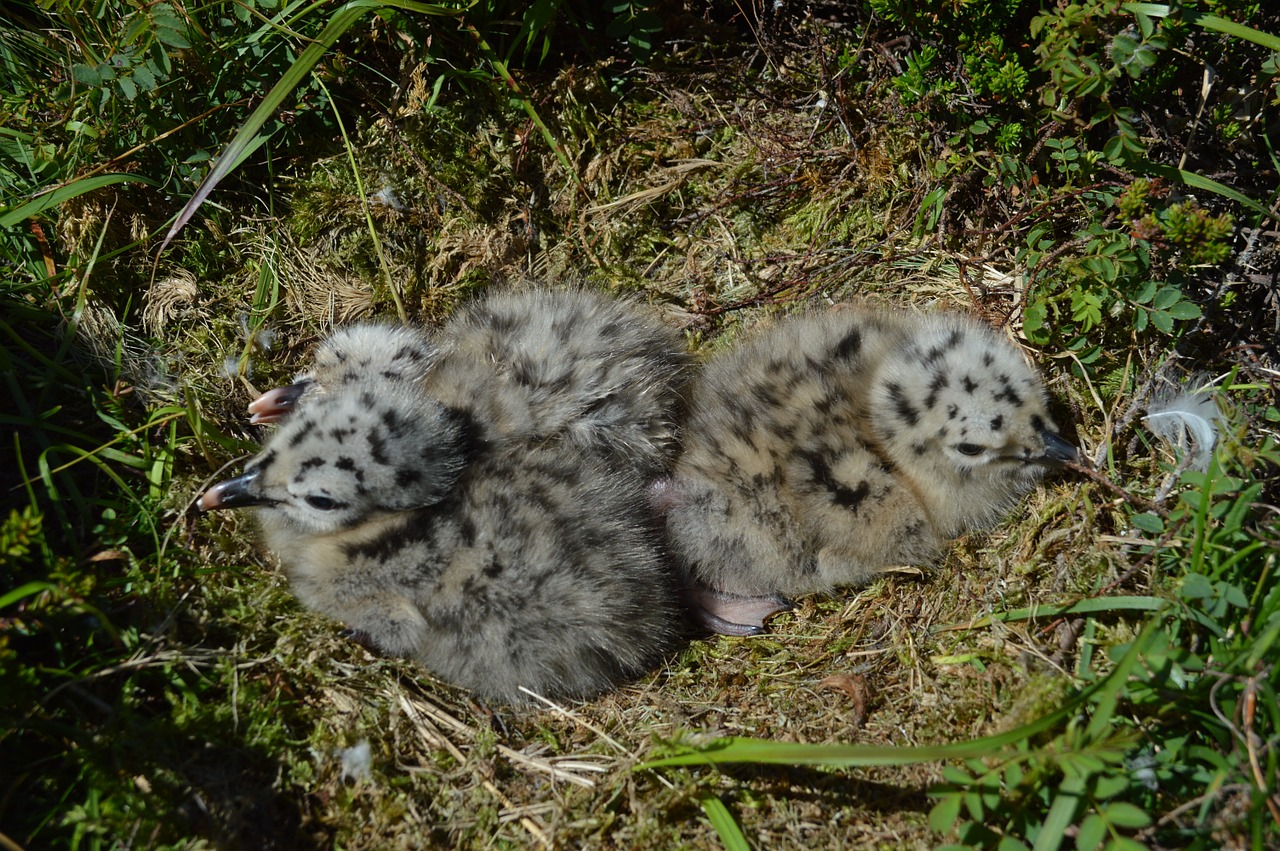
[[461, 23, 586, 196], [643, 623, 1157, 771], [314, 75, 406, 321]]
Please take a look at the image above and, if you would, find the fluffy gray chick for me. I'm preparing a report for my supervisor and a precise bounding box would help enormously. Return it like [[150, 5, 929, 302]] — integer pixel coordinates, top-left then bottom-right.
[[249, 289, 689, 476], [200, 381, 682, 703], [662, 306, 1078, 636]]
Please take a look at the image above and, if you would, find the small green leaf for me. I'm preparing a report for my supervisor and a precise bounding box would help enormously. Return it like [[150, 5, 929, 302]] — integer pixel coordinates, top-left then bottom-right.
[[72, 63, 104, 86], [1177, 570, 1208, 596], [1129, 513, 1163, 533], [605, 15, 632, 40], [156, 26, 192, 49], [65, 120, 101, 139], [1152, 286, 1182, 310], [964, 789, 985, 821], [1061, 751, 1108, 777], [1180, 573, 1213, 600], [1092, 773, 1130, 799], [1218, 582, 1248, 608], [1004, 761, 1024, 789], [1100, 802, 1152, 829], [1076, 813, 1106, 850], [929, 793, 964, 833]]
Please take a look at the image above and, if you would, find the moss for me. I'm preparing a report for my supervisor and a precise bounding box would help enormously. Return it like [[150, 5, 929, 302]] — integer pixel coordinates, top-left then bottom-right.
[[6, 3, 1279, 847]]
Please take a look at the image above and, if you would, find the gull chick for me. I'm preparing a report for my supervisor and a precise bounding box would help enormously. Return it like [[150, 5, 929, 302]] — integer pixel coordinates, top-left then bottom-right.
[[425, 289, 690, 475], [201, 380, 681, 703], [249, 289, 689, 475], [662, 306, 1078, 636]]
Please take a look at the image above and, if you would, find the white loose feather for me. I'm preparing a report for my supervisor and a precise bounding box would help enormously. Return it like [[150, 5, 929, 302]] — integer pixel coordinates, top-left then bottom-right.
[[338, 739, 372, 782], [1144, 385, 1220, 472]]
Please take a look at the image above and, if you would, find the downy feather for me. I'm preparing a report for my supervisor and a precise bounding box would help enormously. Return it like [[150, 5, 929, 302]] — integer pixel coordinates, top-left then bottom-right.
[[1144, 385, 1220, 472]]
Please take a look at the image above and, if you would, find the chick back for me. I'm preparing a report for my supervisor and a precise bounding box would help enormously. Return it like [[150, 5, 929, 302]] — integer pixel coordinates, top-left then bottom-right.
[[426, 289, 691, 476]]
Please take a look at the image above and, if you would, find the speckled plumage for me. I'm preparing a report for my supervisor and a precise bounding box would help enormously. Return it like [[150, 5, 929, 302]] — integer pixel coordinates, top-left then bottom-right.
[[424, 289, 690, 476], [204, 376, 682, 703], [663, 306, 1077, 634], [248, 324, 437, 424], [208, 289, 691, 701], [249, 289, 690, 474]]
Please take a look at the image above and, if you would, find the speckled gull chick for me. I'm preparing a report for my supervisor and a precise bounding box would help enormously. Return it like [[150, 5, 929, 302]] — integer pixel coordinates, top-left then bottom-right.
[[248, 288, 690, 476], [202, 289, 690, 702], [659, 305, 1078, 636]]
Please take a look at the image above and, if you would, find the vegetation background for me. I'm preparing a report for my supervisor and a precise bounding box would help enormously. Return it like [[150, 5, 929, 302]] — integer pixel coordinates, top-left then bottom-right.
[[2, 0, 1278, 847]]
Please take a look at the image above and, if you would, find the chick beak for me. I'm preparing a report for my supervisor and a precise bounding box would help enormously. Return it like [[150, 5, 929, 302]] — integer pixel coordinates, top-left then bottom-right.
[[248, 381, 310, 424], [198, 469, 272, 511], [1037, 429, 1079, 466]]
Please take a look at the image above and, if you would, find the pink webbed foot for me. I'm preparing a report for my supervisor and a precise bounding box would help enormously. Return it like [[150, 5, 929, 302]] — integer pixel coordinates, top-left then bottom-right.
[[648, 478, 792, 635], [684, 586, 793, 637]]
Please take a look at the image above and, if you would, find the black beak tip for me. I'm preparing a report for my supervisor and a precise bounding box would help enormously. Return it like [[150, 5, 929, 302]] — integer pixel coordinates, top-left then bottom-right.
[[198, 470, 269, 511], [1040, 429, 1080, 465]]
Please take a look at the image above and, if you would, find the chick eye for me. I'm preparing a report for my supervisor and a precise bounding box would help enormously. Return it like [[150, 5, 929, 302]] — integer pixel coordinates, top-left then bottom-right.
[[305, 495, 341, 510], [956, 442, 985, 457]]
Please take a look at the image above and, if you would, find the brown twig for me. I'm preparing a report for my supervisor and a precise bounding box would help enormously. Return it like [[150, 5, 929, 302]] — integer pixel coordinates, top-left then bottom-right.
[[1064, 459, 1168, 517]]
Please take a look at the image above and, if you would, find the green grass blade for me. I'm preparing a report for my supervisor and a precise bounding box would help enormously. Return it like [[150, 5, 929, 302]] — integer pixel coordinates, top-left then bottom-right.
[[644, 623, 1159, 772], [0, 581, 59, 610], [315, 74, 406, 320], [1083, 621, 1152, 741], [1133, 161, 1272, 219], [644, 692, 1086, 769], [1032, 775, 1085, 851], [1124, 4, 1280, 51], [0, 174, 158, 227], [155, 0, 464, 257], [933, 595, 1168, 631], [463, 23, 586, 195], [700, 795, 752, 851]]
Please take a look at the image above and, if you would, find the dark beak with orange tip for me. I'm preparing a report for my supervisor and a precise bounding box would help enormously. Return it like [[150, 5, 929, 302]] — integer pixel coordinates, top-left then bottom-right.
[[198, 469, 274, 511], [248, 381, 311, 424]]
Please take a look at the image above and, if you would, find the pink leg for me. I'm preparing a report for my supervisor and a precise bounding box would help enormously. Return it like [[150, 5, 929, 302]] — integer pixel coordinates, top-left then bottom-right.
[[684, 586, 792, 637]]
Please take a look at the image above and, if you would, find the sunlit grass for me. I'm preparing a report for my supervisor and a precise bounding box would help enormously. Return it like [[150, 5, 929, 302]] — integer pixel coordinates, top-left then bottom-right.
[[2, 0, 1278, 847]]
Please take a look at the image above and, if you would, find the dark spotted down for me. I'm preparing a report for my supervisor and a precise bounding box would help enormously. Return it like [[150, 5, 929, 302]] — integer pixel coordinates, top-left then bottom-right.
[[260, 434, 682, 704], [257, 289, 690, 477], [205, 289, 690, 702], [663, 305, 1075, 602], [422, 288, 691, 476]]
